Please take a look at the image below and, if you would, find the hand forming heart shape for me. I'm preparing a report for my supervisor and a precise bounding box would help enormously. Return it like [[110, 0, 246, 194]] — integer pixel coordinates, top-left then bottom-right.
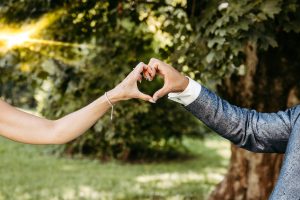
[[108, 58, 189, 104], [141, 58, 189, 102]]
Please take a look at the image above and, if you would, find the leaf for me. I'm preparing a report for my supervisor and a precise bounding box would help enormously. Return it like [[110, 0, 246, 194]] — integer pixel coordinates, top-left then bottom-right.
[[207, 37, 226, 48], [265, 36, 278, 48], [260, 1, 282, 19], [257, 13, 267, 21], [206, 51, 215, 63]]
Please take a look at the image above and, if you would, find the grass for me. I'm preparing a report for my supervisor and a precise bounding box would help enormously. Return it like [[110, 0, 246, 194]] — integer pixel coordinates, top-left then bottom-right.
[[0, 136, 230, 200]]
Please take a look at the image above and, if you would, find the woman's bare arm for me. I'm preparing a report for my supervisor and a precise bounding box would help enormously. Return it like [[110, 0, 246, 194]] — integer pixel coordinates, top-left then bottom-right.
[[0, 96, 111, 144], [0, 62, 153, 144]]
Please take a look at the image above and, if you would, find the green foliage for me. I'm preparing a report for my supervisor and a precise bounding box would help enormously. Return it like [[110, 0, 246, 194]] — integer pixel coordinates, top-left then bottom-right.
[[2, 0, 299, 160], [0, 0, 201, 160], [160, 0, 300, 84]]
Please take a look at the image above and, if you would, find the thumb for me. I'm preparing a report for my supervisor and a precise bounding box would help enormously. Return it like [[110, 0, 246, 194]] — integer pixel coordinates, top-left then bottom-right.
[[137, 92, 155, 103], [153, 86, 169, 102]]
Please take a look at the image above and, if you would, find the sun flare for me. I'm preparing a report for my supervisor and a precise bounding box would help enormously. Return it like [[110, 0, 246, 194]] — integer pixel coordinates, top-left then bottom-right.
[[0, 10, 93, 52], [0, 31, 31, 48]]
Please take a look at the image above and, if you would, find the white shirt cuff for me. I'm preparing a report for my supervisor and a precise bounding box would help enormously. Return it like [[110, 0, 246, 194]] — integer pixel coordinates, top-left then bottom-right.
[[168, 77, 202, 106]]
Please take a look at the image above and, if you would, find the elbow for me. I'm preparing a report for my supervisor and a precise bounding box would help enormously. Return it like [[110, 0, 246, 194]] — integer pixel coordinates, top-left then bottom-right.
[[234, 134, 274, 153]]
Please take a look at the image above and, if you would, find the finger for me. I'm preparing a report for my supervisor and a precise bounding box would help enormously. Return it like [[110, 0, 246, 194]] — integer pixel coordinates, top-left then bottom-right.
[[144, 66, 156, 81], [133, 62, 147, 75], [148, 66, 156, 78], [137, 92, 155, 103], [143, 70, 151, 81], [132, 62, 148, 81], [153, 86, 169, 102], [148, 58, 163, 77], [148, 58, 159, 71], [137, 74, 142, 83]]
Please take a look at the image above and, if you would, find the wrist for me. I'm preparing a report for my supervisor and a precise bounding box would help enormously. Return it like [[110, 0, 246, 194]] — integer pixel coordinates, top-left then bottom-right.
[[176, 75, 189, 93], [106, 88, 123, 104]]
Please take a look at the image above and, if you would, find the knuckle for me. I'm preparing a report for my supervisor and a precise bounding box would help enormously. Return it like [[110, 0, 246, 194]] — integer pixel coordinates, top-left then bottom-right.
[[137, 62, 143, 67], [150, 58, 158, 63]]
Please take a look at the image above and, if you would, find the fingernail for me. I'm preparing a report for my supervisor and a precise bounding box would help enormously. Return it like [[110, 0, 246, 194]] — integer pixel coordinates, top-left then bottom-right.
[[153, 97, 157, 102], [149, 99, 156, 103], [139, 79, 142, 83]]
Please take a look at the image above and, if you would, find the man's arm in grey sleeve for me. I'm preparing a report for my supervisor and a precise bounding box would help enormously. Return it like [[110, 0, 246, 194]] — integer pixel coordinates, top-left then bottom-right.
[[185, 85, 295, 153], [169, 78, 297, 153]]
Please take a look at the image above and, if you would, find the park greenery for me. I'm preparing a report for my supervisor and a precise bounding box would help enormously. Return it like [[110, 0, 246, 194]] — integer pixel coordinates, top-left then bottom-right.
[[0, 1, 299, 161], [0, 0, 203, 160], [1, 0, 300, 199], [0, 136, 230, 200]]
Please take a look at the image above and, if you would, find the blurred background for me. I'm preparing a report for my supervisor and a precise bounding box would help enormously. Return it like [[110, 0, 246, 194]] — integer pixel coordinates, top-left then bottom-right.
[[0, 0, 299, 200]]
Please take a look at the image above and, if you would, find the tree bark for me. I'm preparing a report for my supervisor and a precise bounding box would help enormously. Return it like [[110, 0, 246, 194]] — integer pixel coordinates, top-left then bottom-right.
[[209, 35, 300, 200]]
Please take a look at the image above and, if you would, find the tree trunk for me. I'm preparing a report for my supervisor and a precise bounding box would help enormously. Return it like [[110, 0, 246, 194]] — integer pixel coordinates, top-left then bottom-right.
[[209, 35, 300, 200]]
